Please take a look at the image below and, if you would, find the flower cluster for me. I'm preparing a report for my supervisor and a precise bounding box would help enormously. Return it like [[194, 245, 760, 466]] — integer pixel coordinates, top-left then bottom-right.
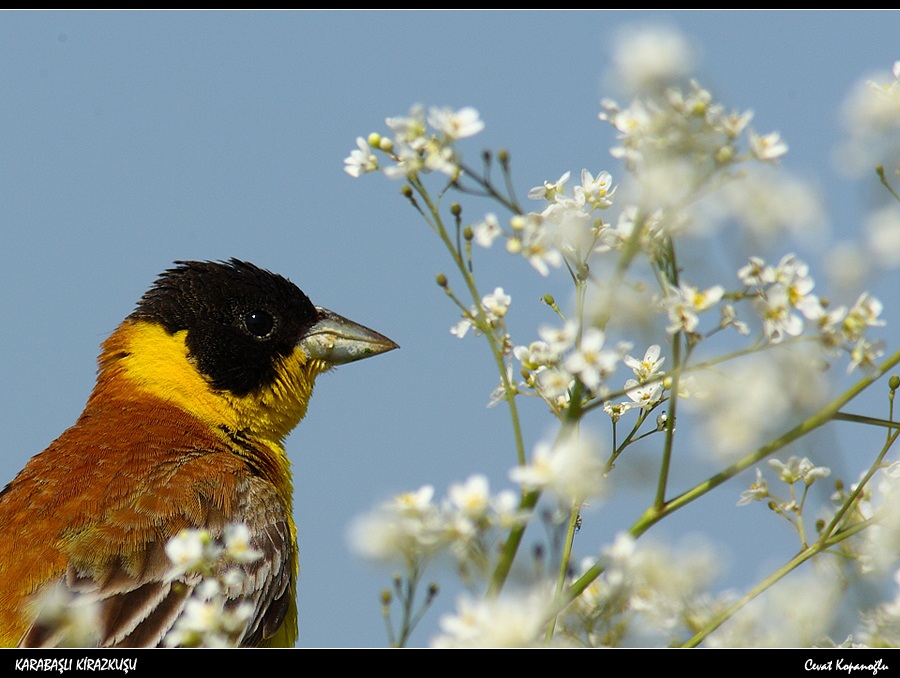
[[736, 253, 885, 370], [344, 104, 484, 180], [599, 78, 786, 190], [347, 476, 525, 569], [431, 588, 553, 648], [344, 29, 900, 649], [161, 524, 263, 648], [511, 322, 635, 409], [739, 456, 831, 512], [450, 287, 511, 339], [558, 533, 725, 647], [468, 168, 618, 278]]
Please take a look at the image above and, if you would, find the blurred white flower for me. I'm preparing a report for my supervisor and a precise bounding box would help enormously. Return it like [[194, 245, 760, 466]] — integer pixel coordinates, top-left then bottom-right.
[[663, 281, 724, 335], [223, 523, 262, 564], [472, 213, 503, 248], [347, 485, 446, 564], [865, 205, 900, 269], [432, 589, 551, 648], [748, 130, 788, 162], [509, 429, 607, 505], [482, 287, 511, 319], [705, 571, 838, 647], [427, 106, 485, 140], [684, 349, 827, 461], [448, 475, 491, 519], [564, 327, 620, 392], [768, 456, 831, 486], [737, 468, 769, 506], [835, 61, 900, 177], [343, 136, 378, 177], [528, 171, 571, 202], [610, 25, 696, 95], [165, 528, 216, 579]]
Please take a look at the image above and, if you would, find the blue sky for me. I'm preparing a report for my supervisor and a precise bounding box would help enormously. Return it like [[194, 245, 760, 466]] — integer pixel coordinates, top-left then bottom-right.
[[1, 10, 899, 647]]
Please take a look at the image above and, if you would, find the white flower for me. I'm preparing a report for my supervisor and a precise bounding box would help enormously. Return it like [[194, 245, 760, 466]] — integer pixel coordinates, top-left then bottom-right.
[[865, 205, 900, 268], [720, 304, 750, 335], [482, 287, 511, 319], [836, 61, 900, 177], [394, 485, 435, 513], [487, 364, 517, 408], [767, 456, 830, 486], [603, 400, 634, 423], [223, 523, 262, 564], [491, 489, 530, 529], [513, 340, 557, 371], [624, 345, 665, 381], [450, 316, 474, 339], [611, 25, 696, 94], [448, 475, 491, 518], [421, 136, 459, 176], [843, 292, 885, 342], [663, 282, 724, 335], [473, 213, 503, 248], [848, 337, 885, 374], [165, 528, 216, 578], [539, 321, 578, 355], [431, 590, 550, 648], [683, 349, 827, 461], [737, 468, 769, 506], [536, 366, 575, 403], [509, 430, 607, 505], [738, 256, 773, 286], [347, 485, 446, 563], [28, 583, 101, 647], [755, 284, 805, 343], [382, 139, 425, 179], [575, 169, 616, 209], [385, 104, 428, 148], [528, 171, 571, 202], [749, 130, 788, 161], [427, 106, 485, 140], [625, 378, 662, 409], [518, 217, 564, 276], [343, 136, 378, 177], [564, 327, 619, 392]]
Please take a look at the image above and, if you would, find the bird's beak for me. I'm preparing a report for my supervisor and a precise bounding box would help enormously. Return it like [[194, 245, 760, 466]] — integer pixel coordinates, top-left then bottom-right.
[[299, 307, 398, 365]]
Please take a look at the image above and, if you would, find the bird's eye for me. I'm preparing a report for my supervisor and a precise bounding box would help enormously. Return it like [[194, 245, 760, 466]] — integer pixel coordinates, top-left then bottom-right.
[[242, 309, 275, 339]]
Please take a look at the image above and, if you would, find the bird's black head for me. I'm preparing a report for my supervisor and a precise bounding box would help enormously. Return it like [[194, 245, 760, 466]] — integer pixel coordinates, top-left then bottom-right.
[[130, 259, 320, 396]]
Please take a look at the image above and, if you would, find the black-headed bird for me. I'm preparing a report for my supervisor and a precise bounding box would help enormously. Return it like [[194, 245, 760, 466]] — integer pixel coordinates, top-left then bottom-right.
[[0, 259, 397, 647]]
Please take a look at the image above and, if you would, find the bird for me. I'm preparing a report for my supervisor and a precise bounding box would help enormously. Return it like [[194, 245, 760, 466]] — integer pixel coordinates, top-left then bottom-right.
[[0, 258, 398, 647]]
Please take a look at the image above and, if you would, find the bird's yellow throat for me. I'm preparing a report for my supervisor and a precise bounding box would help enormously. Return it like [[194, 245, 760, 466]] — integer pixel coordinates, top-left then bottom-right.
[[96, 319, 328, 450]]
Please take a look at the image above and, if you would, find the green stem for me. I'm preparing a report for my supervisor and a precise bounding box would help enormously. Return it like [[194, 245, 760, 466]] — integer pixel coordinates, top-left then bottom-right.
[[682, 517, 874, 647], [488, 490, 540, 596], [654, 236, 683, 509], [410, 175, 527, 466], [560, 347, 900, 611], [545, 505, 582, 642]]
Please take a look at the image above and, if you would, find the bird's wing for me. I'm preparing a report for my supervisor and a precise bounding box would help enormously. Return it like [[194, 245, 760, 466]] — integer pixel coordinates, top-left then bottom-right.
[[17, 472, 295, 648]]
